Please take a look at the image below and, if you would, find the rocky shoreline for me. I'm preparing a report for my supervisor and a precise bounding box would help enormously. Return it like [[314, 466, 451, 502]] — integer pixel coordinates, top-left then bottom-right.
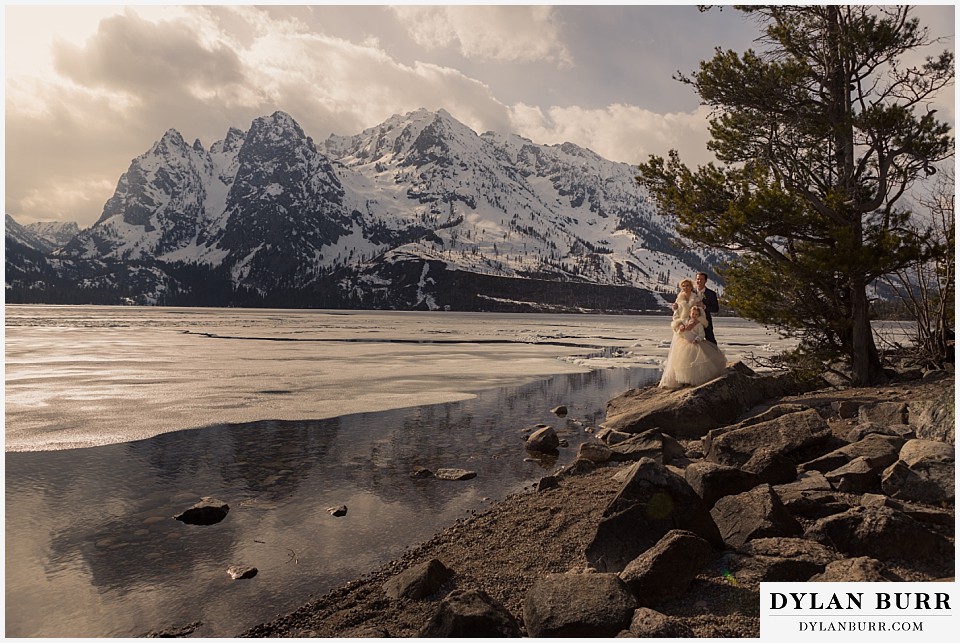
[[218, 362, 955, 638]]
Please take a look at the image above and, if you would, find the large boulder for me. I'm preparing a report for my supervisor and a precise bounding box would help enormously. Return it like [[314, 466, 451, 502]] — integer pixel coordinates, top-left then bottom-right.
[[526, 426, 560, 453], [420, 588, 521, 637], [618, 529, 716, 606], [522, 573, 636, 637], [705, 408, 832, 468], [858, 402, 908, 426], [824, 457, 883, 493], [710, 484, 803, 548], [718, 537, 836, 584], [382, 558, 454, 600], [741, 447, 798, 485], [800, 433, 904, 474], [805, 506, 953, 563], [602, 363, 810, 439], [774, 472, 850, 520], [684, 461, 760, 509], [907, 397, 955, 444], [607, 430, 685, 464], [880, 439, 955, 504], [585, 459, 723, 572]]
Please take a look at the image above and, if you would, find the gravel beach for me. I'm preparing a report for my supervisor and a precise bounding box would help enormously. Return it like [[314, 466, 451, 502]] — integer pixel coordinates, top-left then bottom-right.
[[229, 371, 955, 639]]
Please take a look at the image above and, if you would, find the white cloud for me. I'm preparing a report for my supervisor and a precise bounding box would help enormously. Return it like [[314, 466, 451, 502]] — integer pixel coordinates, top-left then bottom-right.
[[509, 103, 717, 169], [390, 5, 572, 66]]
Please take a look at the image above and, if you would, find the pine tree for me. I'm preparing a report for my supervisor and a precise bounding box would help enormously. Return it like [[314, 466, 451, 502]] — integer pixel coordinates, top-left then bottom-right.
[[637, 5, 953, 385]]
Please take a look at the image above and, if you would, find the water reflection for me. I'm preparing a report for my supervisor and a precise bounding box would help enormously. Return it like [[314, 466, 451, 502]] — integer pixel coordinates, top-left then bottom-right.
[[6, 365, 659, 637]]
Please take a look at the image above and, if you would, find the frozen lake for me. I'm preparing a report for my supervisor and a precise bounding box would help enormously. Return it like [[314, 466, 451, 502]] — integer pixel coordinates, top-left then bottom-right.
[[5, 305, 789, 452], [5, 305, 792, 637]]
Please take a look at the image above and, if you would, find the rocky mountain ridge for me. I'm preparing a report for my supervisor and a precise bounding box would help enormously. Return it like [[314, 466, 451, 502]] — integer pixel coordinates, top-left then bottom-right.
[[6, 109, 729, 310]]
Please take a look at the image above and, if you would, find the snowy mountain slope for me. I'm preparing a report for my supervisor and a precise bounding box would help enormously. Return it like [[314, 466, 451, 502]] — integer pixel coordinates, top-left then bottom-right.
[[5, 214, 52, 252], [13, 108, 730, 309], [326, 109, 720, 294], [21, 220, 81, 251]]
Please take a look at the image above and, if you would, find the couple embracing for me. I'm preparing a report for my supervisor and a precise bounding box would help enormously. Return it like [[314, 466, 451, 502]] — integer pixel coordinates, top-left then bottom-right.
[[659, 272, 727, 389]]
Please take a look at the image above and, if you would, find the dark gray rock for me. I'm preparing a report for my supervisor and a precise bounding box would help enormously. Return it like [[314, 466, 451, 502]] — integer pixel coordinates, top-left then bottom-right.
[[736, 403, 812, 428], [824, 457, 881, 493], [382, 558, 454, 600], [585, 458, 722, 573], [420, 588, 521, 637], [326, 505, 348, 517], [881, 439, 955, 504], [623, 607, 695, 638], [800, 433, 904, 474], [596, 428, 634, 445], [526, 426, 560, 453], [226, 565, 258, 580], [741, 448, 798, 485], [602, 364, 812, 440], [846, 422, 915, 442], [434, 468, 477, 481], [805, 506, 952, 563], [684, 461, 760, 509], [550, 405, 568, 418], [522, 573, 636, 637], [536, 476, 559, 492], [907, 397, 955, 444], [586, 458, 723, 572], [774, 472, 850, 519], [705, 408, 832, 468], [174, 497, 229, 526], [556, 458, 596, 478], [832, 400, 860, 419], [618, 529, 715, 606], [718, 537, 836, 583], [710, 484, 802, 548], [607, 429, 683, 464], [858, 401, 908, 426], [578, 441, 613, 463]]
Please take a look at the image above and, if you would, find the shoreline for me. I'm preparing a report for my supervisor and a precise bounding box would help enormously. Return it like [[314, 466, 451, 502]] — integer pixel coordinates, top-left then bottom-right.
[[6, 364, 659, 638], [234, 366, 955, 638]]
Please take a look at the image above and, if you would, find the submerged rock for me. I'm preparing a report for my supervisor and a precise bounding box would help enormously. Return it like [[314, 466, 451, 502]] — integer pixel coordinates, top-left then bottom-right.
[[174, 497, 229, 526], [227, 566, 258, 580]]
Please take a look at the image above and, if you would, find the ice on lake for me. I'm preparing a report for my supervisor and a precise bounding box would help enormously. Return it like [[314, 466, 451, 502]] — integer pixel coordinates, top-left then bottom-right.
[[5, 305, 791, 452]]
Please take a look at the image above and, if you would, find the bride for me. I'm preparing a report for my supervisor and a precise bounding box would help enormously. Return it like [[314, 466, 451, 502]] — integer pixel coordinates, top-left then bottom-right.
[[659, 284, 728, 389]]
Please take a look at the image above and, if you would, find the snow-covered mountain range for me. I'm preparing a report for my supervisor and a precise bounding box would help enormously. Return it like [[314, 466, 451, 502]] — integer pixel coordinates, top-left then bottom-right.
[[6, 109, 728, 311]]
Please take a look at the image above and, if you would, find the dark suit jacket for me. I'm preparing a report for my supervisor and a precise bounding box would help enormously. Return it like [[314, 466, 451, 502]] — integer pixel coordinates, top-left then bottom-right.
[[699, 287, 719, 344]]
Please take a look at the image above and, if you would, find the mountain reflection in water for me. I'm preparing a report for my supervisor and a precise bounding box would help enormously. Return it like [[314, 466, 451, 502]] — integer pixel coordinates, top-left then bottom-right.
[[5, 365, 659, 638]]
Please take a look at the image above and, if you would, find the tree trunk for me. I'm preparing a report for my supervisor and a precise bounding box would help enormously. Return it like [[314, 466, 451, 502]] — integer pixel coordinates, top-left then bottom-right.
[[849, 276, 886, 385]]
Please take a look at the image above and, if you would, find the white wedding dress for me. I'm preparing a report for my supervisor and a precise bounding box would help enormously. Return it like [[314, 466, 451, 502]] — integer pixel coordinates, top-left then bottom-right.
[[659, 293, 728, 389]]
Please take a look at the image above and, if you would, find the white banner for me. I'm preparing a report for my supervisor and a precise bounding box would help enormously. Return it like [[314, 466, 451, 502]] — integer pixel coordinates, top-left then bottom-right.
[[761, 582, 957, 640]]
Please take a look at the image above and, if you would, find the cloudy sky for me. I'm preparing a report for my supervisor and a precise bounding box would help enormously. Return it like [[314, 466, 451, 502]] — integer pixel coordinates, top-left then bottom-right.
[[4, 3, 955, 228]]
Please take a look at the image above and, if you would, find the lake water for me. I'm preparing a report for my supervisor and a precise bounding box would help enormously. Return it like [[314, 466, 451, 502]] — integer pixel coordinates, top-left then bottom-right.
[[4, 305, 792, 637]]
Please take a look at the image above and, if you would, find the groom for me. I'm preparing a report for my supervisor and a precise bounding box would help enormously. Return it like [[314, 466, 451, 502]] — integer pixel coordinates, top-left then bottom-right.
[[696, 272, 720, 345]]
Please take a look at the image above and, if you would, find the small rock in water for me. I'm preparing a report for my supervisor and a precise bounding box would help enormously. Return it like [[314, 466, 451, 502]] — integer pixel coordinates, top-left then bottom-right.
[[174, 497, 230, 526], [327, 505, 348, 517], [227, 565, 258, 580], [410, 466, 435, 479], [551, 405, 568, 418], [434, 468, 477, 481]]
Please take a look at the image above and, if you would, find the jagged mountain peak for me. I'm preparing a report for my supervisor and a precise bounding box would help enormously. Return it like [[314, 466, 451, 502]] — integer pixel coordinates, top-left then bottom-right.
[[247, 111, 310, 147], [16, 107, 731, 309]]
